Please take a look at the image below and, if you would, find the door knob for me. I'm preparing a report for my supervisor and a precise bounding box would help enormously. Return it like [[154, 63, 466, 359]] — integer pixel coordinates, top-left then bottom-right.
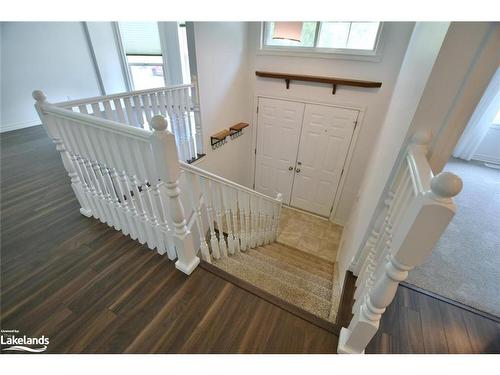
[[288, 166, 293, 171], [295, 168, 301, 173]]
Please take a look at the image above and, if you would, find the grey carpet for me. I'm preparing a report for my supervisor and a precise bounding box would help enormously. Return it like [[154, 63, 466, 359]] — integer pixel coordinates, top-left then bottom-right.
[[406, 158, 500, 317]]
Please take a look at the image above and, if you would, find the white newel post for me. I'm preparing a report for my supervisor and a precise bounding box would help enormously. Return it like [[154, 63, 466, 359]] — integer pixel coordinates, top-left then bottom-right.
[[150, 115, 200, 275], [337, 171, 462, 354], [33, 90, 92, 218]]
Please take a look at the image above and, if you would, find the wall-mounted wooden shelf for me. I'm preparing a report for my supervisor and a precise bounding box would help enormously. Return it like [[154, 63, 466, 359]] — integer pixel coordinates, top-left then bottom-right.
[[229, 122, 249, 139], [211, 129, 231, 149], [255, 71, 382, 94]]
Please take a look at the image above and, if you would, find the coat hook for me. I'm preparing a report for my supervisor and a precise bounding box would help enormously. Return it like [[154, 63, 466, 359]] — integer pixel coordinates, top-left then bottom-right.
[[285, 78, 290, 89], [332, 84, 337, 95]]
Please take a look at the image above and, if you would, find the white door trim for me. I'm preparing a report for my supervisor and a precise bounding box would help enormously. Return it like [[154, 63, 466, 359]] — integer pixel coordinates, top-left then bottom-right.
[[252, 95, 364, 223]]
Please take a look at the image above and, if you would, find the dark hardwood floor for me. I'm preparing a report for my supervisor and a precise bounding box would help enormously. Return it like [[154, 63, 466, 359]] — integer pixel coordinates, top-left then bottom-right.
[[1, 125, 499, 354]]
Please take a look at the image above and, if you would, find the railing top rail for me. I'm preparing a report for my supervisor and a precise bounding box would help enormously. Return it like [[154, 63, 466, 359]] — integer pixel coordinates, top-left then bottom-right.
[[180, 161, 281, 204], [54, 84, 196, 108], [406, 144, 433, 195], [406, 132, 434, 195], [39, 102, 153, 140]]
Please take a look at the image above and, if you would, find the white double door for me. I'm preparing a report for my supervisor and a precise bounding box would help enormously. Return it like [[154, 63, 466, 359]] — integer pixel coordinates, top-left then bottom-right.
[[255, 97, 358, 217]]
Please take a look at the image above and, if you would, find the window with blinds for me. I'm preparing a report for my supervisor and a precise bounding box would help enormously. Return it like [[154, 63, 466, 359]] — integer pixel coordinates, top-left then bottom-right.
[[118, 22, 165, 90]]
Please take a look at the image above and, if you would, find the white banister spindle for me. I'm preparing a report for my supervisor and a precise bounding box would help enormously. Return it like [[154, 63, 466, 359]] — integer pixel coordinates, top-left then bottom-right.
[[123, 97, 135, 126], [212, 182, 228, 257], [272, 193, 283, 241], [113, 98, 126, 124], [187, 172, 211, 262], [222, 185, 236, 255], [201, 177, 221, 259], [230, 188, 241, 252], [191, 76, 203, 155], [132, 95, 144, 128], [150, 115, 200, 275], [338, 135, 463, 354]]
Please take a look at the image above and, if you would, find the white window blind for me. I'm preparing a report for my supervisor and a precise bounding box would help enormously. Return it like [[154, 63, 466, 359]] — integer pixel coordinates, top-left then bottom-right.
[[119, 22, 162, 56]]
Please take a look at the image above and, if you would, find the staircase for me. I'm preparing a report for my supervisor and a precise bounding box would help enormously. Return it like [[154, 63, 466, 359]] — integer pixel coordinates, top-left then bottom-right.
[[205, 206, 342, 328]]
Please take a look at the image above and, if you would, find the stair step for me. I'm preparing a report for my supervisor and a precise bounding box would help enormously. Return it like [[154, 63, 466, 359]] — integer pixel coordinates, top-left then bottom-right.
[[236, 249, 333, 300], [255, 243, 334, 279], [248, 247, 333, 291], [213, 255, 332, 321]]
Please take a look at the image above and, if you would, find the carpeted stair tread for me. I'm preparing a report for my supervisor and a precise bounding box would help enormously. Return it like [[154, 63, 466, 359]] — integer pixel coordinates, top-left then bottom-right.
[[255, 243, 334, 279], [235, 249, 333, 300], [213, 254, 332, 321], [247, 247, 334, 291]]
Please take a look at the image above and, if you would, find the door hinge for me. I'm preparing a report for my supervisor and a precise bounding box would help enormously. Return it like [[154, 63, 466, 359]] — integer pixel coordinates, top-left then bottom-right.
[[354, 120, 358, 129], [340, 168, 345, 177], [254, 148, 257, 155], [256, 105, 259, 114]]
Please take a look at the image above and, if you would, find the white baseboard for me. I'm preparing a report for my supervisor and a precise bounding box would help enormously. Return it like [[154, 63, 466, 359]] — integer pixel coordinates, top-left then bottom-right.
[[472, 154, 500, 165], [0, 120, 41, 133]]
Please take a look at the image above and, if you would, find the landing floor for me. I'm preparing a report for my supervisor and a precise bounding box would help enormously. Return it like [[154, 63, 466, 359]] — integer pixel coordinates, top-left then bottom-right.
[[278, 206, 343, 262]]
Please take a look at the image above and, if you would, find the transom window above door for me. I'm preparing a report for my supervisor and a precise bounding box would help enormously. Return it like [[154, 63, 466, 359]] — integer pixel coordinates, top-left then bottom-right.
[[261, 22, 382, 59]]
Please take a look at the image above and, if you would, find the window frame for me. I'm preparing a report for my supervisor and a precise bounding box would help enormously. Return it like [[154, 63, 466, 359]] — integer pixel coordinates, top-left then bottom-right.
[[259, 22, 384, 62], [114, 22, 168, 91]]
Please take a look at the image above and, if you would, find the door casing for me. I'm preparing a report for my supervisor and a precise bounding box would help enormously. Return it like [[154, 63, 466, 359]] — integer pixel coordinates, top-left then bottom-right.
[[252, 96, 364, 222]]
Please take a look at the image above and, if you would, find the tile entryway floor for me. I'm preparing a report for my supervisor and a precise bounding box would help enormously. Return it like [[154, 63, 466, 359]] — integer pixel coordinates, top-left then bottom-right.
[[277, 206, 343, 263]]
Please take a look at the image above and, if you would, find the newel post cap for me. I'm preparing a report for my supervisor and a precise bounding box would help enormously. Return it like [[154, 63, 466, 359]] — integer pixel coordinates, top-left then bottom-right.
[[151, 115, 168, 131], [32, 90, 47, 103], [431, 172, 463, 198]]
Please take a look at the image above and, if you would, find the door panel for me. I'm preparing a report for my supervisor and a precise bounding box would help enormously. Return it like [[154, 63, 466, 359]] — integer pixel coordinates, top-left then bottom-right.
[[255, 98, 305, 204], [290, 104, 358, 217]]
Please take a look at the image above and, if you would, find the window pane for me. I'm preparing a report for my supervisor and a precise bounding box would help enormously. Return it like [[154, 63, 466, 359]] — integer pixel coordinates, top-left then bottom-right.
[[127, 56, 165, 90], [119, 22, 162, 55], [317, 22, 350, 48], [346, 22, 380, 50], [265, 22, 316, 47]]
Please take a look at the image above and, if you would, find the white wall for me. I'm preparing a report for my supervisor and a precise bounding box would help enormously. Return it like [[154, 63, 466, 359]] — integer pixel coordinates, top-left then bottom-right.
[[247, 22, 414, 224], [192, 22, 254, 187], [0, 22, 102, 132], [86, 22, 128, 94]]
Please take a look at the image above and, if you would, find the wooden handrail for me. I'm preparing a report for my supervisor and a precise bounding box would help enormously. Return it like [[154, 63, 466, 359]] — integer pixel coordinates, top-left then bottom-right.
[[255, 71, 382, 94]]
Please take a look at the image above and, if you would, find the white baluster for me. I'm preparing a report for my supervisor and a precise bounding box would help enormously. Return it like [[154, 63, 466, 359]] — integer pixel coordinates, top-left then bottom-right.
[[141, 94, 153, 124], [132, 95, 144, 128], [102, 100, 114, 121], [123, 97, 135, 126], [202, 178, 221, 259], [230, 188, 241, 252], [191, 77, 203, 156], [187, 172, 211, 262], [212, 182, 228, 257], [113, 98, 126, 124], [221, 185, 236, 255], [271, 193, 282, 242]]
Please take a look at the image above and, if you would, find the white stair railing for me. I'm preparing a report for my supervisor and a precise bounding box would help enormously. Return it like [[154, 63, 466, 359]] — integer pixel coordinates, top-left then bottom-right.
[[34, 90, 282, 276], [337, 132, 463, 354], [179, 162, 283, 264], [55, 84, 202, 163], [34, 91, 199, 274]]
